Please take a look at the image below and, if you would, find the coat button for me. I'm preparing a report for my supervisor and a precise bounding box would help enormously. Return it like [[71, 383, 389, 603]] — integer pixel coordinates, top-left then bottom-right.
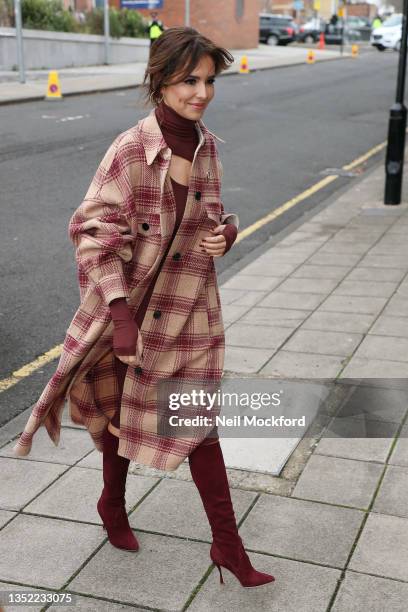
[[134, 366, 143, 375], [195, 191, 202, 201], [172, 252, 181, 261], [153, 310, 161, 319], [142, 222, 150, 231]]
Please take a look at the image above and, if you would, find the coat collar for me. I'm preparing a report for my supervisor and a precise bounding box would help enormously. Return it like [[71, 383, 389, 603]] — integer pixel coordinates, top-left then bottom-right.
[[139, 108, 225, 166]]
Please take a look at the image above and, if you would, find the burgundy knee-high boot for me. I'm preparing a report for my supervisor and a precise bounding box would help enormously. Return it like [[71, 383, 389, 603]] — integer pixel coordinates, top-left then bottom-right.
[[188, 440, 275, 588], [96, 424, 139, 551]]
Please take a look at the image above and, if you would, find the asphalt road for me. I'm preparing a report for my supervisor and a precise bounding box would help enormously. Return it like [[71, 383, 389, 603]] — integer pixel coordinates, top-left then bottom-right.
[[0, 49, 400, 424]]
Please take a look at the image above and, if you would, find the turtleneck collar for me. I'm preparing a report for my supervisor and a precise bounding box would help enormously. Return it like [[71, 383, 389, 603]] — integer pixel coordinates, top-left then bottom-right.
[[155, 100, 198, 141]]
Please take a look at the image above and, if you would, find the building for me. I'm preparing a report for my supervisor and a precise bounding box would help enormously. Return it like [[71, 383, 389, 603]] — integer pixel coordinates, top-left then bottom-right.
[[111, 0, 259, 48]]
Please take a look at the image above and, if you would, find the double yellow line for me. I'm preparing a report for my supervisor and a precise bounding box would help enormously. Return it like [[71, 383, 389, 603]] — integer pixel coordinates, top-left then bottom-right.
[[0, 139, 387, 393]]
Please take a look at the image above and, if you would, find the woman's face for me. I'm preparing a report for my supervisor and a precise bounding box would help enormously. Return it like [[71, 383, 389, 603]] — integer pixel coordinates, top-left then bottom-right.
[[160, 54, 216, 120]]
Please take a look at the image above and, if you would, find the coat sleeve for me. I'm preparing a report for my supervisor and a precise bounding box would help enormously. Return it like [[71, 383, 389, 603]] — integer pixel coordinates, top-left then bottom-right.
[[216, 158, 240, 230], [68, 135, 136, 306]]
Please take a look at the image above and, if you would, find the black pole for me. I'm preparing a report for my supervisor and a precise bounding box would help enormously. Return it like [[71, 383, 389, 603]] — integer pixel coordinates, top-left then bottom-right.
[[385, 0, 408, 205]]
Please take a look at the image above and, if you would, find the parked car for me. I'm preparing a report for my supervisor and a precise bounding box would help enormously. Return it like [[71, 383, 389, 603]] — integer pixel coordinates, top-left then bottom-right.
[[259, 13, 297, 46], [371, 13, 403, 51], [297, 18, 325, 44]]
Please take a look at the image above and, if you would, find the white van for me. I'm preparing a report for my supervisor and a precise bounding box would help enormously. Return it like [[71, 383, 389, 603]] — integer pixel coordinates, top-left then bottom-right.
[[371, 14, 403, 51]]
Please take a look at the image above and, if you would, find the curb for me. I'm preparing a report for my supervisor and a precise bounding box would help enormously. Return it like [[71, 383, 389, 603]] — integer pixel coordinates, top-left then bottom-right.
[[0, 53, 351, 107]]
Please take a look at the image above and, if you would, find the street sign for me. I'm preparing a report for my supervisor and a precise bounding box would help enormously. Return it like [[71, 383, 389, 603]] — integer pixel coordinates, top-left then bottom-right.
[[313, 0, 320, 10], [120, 0, 163, 8], [293, 0, 304, 10], [338, 7, 344, 17]]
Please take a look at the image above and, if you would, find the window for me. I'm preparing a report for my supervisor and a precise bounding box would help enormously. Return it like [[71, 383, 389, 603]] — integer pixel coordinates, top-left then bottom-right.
[[236, 0, 244, 20]]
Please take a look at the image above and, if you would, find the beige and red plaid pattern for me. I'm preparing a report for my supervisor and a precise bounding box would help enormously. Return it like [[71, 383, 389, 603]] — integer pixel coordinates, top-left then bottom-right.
[[12, 109, 239, 471]]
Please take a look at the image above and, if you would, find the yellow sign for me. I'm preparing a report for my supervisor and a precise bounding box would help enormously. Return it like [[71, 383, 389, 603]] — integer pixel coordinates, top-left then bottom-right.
[[45, 70, 62, 99], [338, 7, 344, 17], [313, 0, 320, 9]]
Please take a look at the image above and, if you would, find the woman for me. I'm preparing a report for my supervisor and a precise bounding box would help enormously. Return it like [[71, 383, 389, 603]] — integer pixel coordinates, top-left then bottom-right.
[[13, 27, 275, 588]]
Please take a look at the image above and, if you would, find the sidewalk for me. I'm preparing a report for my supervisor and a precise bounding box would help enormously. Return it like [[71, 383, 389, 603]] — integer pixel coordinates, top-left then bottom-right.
[[1, 159, 408, 610], [0, 45, 348, 105]]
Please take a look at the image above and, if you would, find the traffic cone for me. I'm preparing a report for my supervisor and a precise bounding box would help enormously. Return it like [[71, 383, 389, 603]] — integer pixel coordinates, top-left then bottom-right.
[[351, 44, 359, 58], [45, 70, 62, 100], [239, 55, 249, 74], [318, 32, 325, 50], [306, 49, 315, 64]]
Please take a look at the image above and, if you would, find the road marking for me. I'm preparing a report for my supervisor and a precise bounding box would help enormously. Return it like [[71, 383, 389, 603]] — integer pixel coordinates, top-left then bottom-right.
[[236, 139, 386, 243], [0, 138, 387, 392], [0, 344, 63, 392]]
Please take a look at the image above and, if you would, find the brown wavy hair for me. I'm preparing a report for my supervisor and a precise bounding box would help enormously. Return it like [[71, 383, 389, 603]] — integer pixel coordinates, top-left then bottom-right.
[[142, 27, 234, 107]]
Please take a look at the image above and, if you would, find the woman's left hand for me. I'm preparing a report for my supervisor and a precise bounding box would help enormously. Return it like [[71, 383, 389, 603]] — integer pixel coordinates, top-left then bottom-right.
[[200, 225, 227, 258]]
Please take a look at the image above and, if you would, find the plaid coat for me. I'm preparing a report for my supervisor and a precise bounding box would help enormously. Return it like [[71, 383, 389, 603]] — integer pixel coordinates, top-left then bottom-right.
[[12, 109, 239, 471]]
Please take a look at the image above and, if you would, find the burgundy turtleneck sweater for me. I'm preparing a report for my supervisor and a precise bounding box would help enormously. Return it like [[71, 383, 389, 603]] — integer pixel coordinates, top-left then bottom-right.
[[109, 100, 237, 359]]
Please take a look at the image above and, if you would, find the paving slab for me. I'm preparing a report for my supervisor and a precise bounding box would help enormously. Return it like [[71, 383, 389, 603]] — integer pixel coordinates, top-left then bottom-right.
[[340, 357, 408, 378], [358, 254, 408, 268], [318, 295, 387, 315], [332, 280, 398, 298], [331, 571, 408, 612], [345, 266, 407, 282], [238, 494, 364, 567], [221, 274, 282, 292], [227, 290, 269, 307], [219, 288, 248, 305], [225, 322, 293, 349], [302, 311, 375, 334], [353, 335, 408, 362], [224, 345, 273, 373], [372, 464, 408, 518], [240, 306, 309, 328], [219, 304, 249, 326], [349, 513, 408, 581], [335, 383, 408, 424], [0, 457, 68, 511], [282, 329, 363, 357], [69, 532, 210, 611], [260, 350, 345, 378], [24, 467, 159, 524], [293, 454, 383, 509], [129, 477, 256, 540], [382, 294, 408, 316], [219, 437, 306, 477], [368, 314, 408, 337], [240, 260, 298, 277], [0, 509, 17, 528], [0, 426, 94, 465], [389, 424, 408, 467], [290, 264, 350, 280], [307, 252, 362, 267], [257, 291, 326, 310], [188, 554, 340, 612], [315, 417, 398, 463], [316, 241, 372, 255], [275, 277, 339, 294], [0, 514, 104, 588]]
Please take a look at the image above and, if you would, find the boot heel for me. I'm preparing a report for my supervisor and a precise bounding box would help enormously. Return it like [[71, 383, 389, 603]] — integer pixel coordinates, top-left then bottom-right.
[[215, 563, 224, 584]]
